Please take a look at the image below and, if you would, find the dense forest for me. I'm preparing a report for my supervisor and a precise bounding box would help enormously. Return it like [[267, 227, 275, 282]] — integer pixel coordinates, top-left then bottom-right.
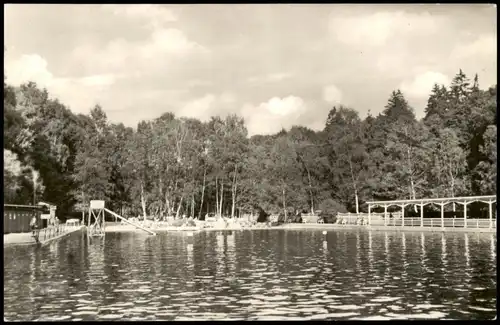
[[3, 70, 497, 220]]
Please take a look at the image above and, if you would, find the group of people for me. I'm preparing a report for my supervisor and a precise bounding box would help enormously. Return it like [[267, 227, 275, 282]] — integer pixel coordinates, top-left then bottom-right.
[[126, 206, 311, 229], [335, 216, 368, 225], [30, 215, 62, 241]]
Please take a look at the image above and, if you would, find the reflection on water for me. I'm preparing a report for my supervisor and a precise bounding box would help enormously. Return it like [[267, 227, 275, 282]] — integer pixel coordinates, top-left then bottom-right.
[[355, 231, 361, 274], [4, 230, 497, 321], [463, 233, 473, 304], [384, 232, 390, 277], [442, 233, 448, 271], [367, 231, 373, 268], [401, 232, 408, 280], [465, 233, 470, 269], [491, 234, 496, 263], [420, 232, 427, 275]]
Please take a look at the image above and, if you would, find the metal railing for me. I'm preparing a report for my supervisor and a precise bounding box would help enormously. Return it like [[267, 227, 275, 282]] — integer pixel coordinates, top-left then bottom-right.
[[334, 212, 496, 229], [37, 223, 81, 242], [371, 217, 496, 228]]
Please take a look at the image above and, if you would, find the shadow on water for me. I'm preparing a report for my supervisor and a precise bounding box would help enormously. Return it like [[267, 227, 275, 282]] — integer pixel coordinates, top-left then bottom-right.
[[3, 229, 497, 321]]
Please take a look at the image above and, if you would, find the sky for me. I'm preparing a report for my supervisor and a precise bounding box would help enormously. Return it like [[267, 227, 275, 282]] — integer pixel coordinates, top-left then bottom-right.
[[4, 4, 497, 135]]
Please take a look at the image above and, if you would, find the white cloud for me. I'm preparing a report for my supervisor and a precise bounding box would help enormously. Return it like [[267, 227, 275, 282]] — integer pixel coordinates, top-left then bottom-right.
[[178, 94, 217, 120], [6, 54, 54, 87], [72, 28, 207, 74], [452, 34, 497, 59], [329, 10, 442, 47], [220, 92, 236, 104], [79, 74, 116, 87], [141, 28, 208, 58], [187, 79, 212, 87], [247, 72, 293, 83], [5, 53, 117, 114], [96, 6, 206, 71], [267, 72, 294, 81], [259, 96, 305, 117], [177, 92, 237, 121], [322, 84, 343, 104], [400, 71, 450, 98], [71, 38, 132, 72], [241, 96, 308, 135], [104, 4, 177, 29]]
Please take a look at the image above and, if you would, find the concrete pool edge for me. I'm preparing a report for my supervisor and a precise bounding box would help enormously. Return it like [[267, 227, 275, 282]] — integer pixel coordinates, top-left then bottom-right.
[[103, 225, 256, 233], [3, 226, 86, 248], [102, 223, 497, 234], [281, 223, 498, 233]]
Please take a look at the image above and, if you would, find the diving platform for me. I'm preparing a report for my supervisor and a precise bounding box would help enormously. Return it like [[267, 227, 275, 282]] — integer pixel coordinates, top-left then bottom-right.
[[87, 200, 156, 236]]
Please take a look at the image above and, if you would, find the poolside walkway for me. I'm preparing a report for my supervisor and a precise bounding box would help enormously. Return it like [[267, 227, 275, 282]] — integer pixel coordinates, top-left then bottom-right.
[[4, 226, 85, 247], [281, 223, 497, 233], [104, 223, 252, 233], [3, 232, 37, 246]]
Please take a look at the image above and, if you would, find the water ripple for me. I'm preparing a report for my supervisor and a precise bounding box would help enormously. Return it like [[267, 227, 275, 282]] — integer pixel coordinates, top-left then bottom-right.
[[3, 230, 497, 320]]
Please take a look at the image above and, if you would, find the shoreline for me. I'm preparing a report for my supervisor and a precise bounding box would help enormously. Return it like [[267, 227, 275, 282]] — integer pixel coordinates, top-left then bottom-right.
[[103, 224, 267, 233], [103, 223, 497, 234], [281, 223, 497, 233]]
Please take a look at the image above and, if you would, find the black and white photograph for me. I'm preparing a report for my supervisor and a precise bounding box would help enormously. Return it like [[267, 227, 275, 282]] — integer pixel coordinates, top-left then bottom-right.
[[3, 3, 497, 321]]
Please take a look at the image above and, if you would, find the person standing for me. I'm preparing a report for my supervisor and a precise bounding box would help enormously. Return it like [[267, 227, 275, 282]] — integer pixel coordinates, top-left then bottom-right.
[[30, 216, 39, 240]]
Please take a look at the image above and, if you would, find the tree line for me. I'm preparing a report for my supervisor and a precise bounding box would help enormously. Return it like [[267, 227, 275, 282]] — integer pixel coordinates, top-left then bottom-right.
[[3, 70, 496, 220]]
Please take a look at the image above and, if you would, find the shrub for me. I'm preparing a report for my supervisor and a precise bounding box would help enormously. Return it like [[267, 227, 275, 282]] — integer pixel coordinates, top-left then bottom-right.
[[318, 199, 348, 224]]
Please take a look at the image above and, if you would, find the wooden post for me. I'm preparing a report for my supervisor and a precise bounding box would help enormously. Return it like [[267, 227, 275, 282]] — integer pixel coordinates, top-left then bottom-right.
[[102, 209, 106, 233], [489, 201, 493, 229], [401, 205, 405, 227], [87, 207, 91, 229], [463, 202, 468, 228], [384, 205, 387, 226], [441, 203, 444, 228], [368, 204, 371, 225], [420, 203, 424, 227]]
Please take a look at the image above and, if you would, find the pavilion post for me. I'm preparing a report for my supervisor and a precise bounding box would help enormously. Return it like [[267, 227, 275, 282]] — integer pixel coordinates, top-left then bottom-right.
[[384, 205, 387, 226], [88, 207, 91, 229], [368, 204, 371, 225], [440, 203, 444, 228], [420, 203, 424, 227], [488, 201, 493, 229], [463, 202, 468, 228], [401, 204, 405, 227]]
